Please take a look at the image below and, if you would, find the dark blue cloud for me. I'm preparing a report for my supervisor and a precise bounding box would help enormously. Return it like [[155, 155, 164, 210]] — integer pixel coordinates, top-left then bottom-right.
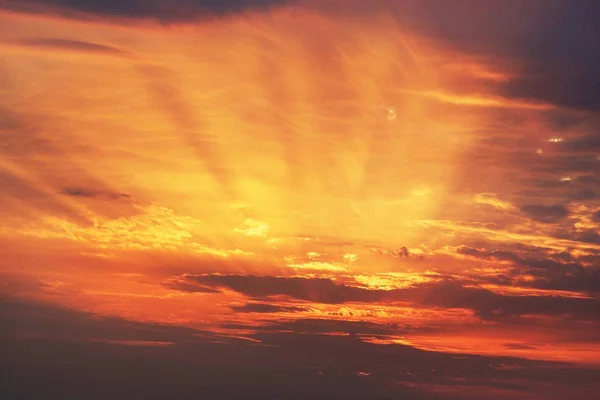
[[498, 1, 600, 111], [392, 0, 600, 111], [0, 0, 291, 21]]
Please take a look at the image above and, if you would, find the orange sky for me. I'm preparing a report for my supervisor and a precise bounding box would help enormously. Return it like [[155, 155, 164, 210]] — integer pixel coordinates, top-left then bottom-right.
[[1, 1, 600, 398]]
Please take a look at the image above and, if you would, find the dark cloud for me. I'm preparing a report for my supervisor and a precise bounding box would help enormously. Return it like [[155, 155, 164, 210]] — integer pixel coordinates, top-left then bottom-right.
[[497, 1, 600, 113], [413, 280, 600, 321], [561, 134, 600, 154], [8, 38, 135, 57], [372, 246, 412, 258], [59, 187, 131, 201], [2, 294, 600, 400], [163, 273, 235, 293], [0, 273, 52, 295], [454, 116, 600, 209], [230, 302, 308, 313], [163, 278, 221, 293], [392, 0, 600, 111], [555, 228, 600, 246], [174, 274, 382, 304], [458, 246, 600, 295], [526, 265, 600, 293], [246, 331, 600, 398], [502, 343, 537, 350], [519, 204, 570, 223], [170, 274, 600, 321], [0, 0, 292, 22], [225, 318, 407, 336], [0, 294, 216, 344], [342, 1, 600, 112]]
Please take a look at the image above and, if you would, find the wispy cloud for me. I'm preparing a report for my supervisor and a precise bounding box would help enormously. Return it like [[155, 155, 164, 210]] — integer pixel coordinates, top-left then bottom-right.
[[2, 37, 135, 58], [59, 187, 131, 200], [229, 302, 309, 313]]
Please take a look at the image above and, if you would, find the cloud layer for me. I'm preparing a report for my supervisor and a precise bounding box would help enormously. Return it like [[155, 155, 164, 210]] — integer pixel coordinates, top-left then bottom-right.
[[1, 1, 599, 398]]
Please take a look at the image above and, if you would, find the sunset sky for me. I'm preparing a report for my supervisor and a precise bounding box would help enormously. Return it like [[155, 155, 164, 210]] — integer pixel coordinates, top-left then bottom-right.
[[1, 1, 600, 399]]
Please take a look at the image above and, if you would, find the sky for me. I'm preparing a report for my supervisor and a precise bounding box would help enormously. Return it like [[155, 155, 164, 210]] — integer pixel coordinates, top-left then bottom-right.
[[1, 0, 600, 399]]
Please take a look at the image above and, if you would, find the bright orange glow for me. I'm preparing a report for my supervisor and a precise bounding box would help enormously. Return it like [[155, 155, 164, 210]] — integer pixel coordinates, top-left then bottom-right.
[[1, 1, 600, 382]]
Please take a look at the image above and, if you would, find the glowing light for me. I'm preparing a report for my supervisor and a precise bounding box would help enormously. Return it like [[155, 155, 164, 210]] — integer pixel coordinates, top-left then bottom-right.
[[288, 261, 349, 272], [343, 253, 358, 263], [234, 218, 269, 237], [411, 187, 432, 197], [354, 272, 438, 290], [2, 2, 598, 368], [473, 193, 514, 211], [385, 107, 397, 122]]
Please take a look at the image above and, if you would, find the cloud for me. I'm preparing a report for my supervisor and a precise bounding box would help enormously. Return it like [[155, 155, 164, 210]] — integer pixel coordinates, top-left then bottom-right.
[[457, 245, 600, 295], [59, 187, 131, 201], [3, 0, 599, 115], [2, 294, 600, 399], [503, 343, 537, 350], [163, 274, 234, 293], [0, 165, 92, 225], [561, 134, 600, 155], [372, 246, 411, 258], [0, 107, 139, 223], [0, 0, 292, 22], [555, 228, 600, 247], [175, 274, 382, 304], [519, 204, 570, 223], [229, 303, 308, 313], [413, 280, 600, 321], [390, 0, 600, 111], [169, 274, 600, 320], [225, 318, 418, 336], [4, 38, 135, 58], [0, 272, 52, 295], [406, 90, 553, 110], [0, 294, 216, 344]]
